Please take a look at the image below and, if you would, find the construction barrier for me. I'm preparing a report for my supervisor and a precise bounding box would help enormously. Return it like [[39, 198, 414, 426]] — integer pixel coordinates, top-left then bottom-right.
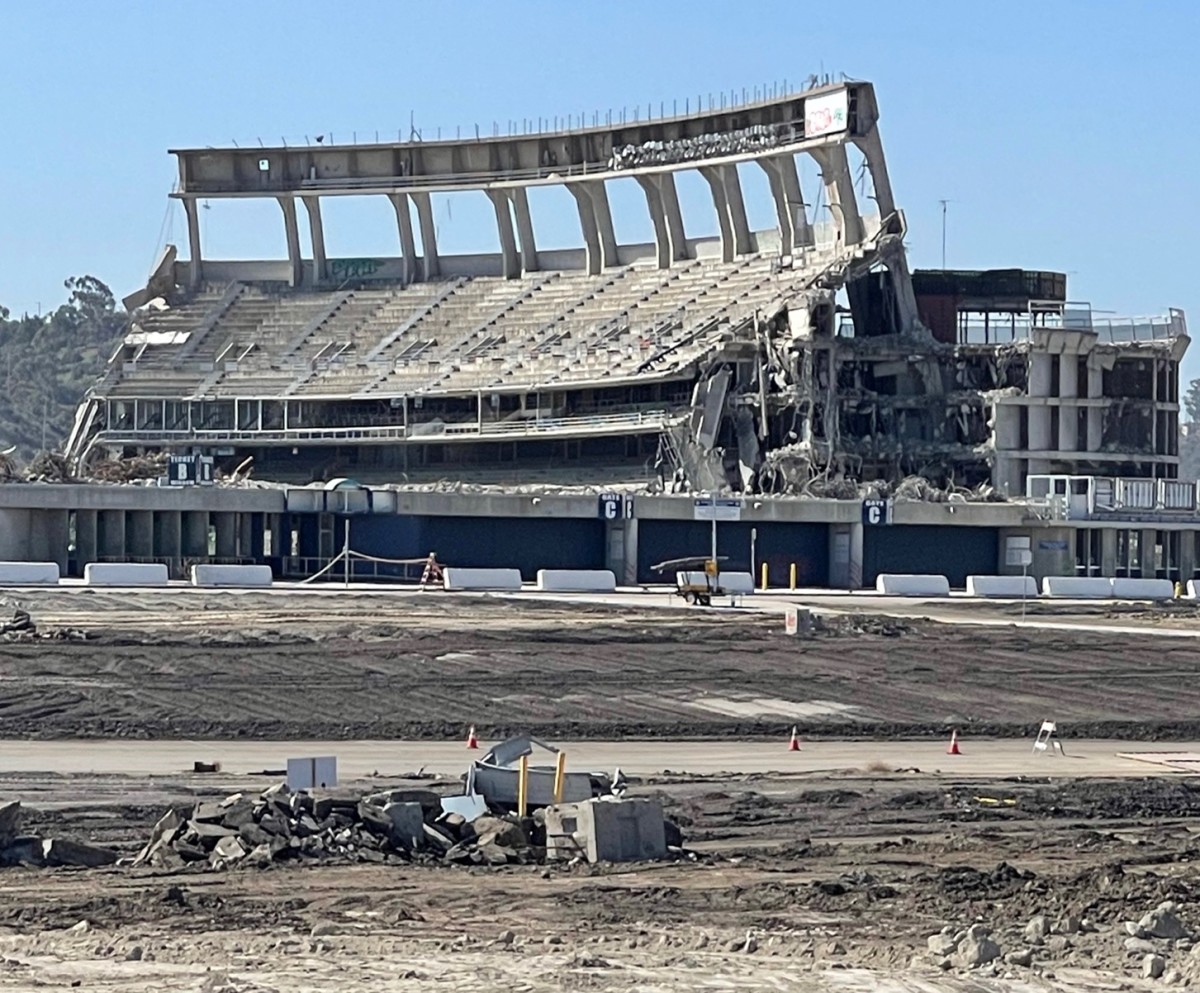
[[717, 571, 755, 594], [0, 562, 60, 585], [83, 563, 170, 587], [874, 574, 951, 597], [965, 575, 1038, 598], [1040, 576, 1112, 598], [442, 567, 523, 592], [190, 564, 274, 588], [1188, 580, 1200, 600], [535, 569, 617, 593], [1110, 577, 1175, 600]]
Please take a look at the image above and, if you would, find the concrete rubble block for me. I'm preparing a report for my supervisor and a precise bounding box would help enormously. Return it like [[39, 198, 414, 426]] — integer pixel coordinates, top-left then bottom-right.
[[136, 807, 184, 862], [422, 823, 455, 852], [257, 814, 291, 838], [0, 801, 21, 845], [2, 836, 45, 866], [355, 800, 394, 837], [927, 931, 959, 957], [469, 816, 529, 850], [191, 801, 227, 823], [1139, 903, 1189, 940], [1005, 948, 1033, 967], [219, 800, 257, 830], [367, 788, 442, 818], [187, 820, 237, 843], [383, 802, 426, 850], [1024, 915, 1049, 944], [1143, 953, 1166, 979], [211, 836, 246, 864], [42, 838, 118, 868], [1125, 937, 1157, 955], [951, 925, 1001, 970], [312, 791, 360, 821], [546, 797, 667, 864]]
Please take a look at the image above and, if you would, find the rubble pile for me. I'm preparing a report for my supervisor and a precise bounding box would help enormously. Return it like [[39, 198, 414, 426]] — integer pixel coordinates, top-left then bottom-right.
[[134, 783, 554, 871], [0, 801, 117, 869], [85, 452, 169, 484]]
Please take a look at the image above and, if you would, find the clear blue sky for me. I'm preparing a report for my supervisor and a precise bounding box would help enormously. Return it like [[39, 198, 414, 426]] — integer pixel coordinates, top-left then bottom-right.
[[3, 0, 1199, 378]]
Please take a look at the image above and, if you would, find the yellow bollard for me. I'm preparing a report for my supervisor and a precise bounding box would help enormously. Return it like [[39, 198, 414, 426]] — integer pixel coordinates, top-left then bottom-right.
[[517, 754, 529, 817], [760, 562, 769, 590], [552, 750, 566, 804], [789, 563, 797, 590]]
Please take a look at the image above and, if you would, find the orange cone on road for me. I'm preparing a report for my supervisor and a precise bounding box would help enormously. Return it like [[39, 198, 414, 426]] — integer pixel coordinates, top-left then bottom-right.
[[466, 725, 479, 750], [788, 726, 801, 752], [947, 728, 962, 755]]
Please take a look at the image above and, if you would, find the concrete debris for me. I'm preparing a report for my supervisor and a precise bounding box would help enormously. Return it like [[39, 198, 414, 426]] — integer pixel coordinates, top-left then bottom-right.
[[1140, 902, 1189, 940], [1023, 914, 1049, 944], [42, 838, 118, 868], [1005, 948, 1033, 968], [1144, 953, 1166, 979], [0, 801, 118, 868]]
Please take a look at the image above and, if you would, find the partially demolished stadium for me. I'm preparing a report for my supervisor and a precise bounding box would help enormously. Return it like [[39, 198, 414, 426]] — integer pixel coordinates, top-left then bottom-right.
[[70, 81, 1187, 499]]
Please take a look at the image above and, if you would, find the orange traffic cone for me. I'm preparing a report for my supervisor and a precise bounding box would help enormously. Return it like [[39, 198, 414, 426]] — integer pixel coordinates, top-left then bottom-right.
[[466, 725, 479, 750], [946, 728, 962, 755], [788, 726, 801, 752]]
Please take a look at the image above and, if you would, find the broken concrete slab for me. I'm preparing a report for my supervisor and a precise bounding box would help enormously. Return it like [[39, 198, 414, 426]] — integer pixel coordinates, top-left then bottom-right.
[[545, 797, 667, 864], [41, 838, 117, 868], [383, 802, 425, 850], [211, 836, 246, 863], [133, 808, 183, 866], [187, 820, 238, 840], [0, 801, 21, 845]]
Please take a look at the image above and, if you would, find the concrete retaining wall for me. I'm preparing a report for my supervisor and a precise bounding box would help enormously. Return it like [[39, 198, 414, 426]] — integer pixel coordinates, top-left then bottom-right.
[[1110, 577, 1175, 600], [965, 575, 1038, 598], [535, 569, 617, 593], [874, 574, 950, 596], [0, 562, 60, 585], [83, 563, 169, 587], [442, 567, 523, 591], [190, 564, 274, 588], [1040, 576, 1112, 598]]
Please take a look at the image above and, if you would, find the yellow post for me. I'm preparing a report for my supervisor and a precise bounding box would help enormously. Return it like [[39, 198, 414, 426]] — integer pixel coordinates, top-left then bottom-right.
[[552, 750, 566, 804], [517, 754, 529, 817], [789, 562, 797, 590], [760, 561, 769, 590]]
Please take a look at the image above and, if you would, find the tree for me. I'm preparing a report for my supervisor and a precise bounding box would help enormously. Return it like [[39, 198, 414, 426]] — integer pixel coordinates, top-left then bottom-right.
[[1185, 377, 1200, 426]]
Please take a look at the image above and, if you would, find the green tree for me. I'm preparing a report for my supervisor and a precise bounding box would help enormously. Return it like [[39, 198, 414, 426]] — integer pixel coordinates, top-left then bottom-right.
[[1185, 377, 1200, 425]]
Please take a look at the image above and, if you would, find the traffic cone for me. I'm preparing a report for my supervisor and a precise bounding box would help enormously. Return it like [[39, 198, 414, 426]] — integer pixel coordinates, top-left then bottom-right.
[[946, 728, 962, 755], [466, 725, 479, 750], [788, 726, 801, 752]]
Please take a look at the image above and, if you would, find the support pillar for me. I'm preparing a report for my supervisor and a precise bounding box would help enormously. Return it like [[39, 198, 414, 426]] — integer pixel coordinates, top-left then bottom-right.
[[30, 510, 69, 575], [1181, 528, 1197, 582], [567, 184, 603, 276], [302, 196, 327, 285], [277, 197, 303, 287], [590, 181, 619, 268], [658, 173, 688, 261], [718, 164, 751, 256], [699, 166, 735, 263], [1141, 528, 1159, 578], [183, 197, 204, 291], [1087, 362, 1103, 452], [97, 510, 125, 560], [75, 509, 98, 575], [621, 518, 639, 586], [127, 510, 154, 559], [758, 157, 794, 252], [637, 175, 673, 269], [412, 191, 440, 279], [1100, 527, 1118, 577], [775, 154, 813, 248], [388, 193, 418, 284], [182, 511, 209, 558], [508, 187, 538, 273], [808, 145, 864, 247], [239, 513, 255, 558], [154, 511, 182, 568], [213, 512, 237, 560], [487, 190, 521, 279], [851, 127, 897, 217]]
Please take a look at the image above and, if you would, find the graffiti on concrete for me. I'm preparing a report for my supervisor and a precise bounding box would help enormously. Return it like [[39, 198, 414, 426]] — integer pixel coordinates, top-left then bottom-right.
[[330, 258, 384, 281]]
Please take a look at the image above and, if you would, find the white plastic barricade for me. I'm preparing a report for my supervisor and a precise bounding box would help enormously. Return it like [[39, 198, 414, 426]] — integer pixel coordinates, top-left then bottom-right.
[[1110, 577, 1174, 600], [83, 563, 169, 587], [190, 564, 274, 588], [442, 567, 523, 591], [716, 571, 755, 594], [874, 574, 951, 597], [0, 562, 60, 585], [965, 575, 1038, 598], [1040, 576, 1112, 598], [535, 570, 617, 592]]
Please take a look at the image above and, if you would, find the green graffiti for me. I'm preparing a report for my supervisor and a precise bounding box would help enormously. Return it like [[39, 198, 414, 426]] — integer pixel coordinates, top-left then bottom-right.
[[330, 258, 384, 281]]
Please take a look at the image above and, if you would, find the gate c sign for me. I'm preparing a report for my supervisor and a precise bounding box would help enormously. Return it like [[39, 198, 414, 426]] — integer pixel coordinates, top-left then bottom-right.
[[861, 498, 893, 526]]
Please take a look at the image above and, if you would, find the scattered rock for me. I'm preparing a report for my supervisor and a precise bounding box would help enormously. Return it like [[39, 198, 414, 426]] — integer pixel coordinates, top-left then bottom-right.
[[1140, 903, 1188, 941], [1056, 915, 1081, 936], [952, 933, 1002, 970], [1126, 937, 1158, 955], [310, 922, 337, 938], [125, 946, 143, 961], [1005, 948, 1033, 967], [927, 932, 958, 957], [496, 929, 514, 946], [1024, 915, 1049, 944], [1143, 953, 1165, 979], [41, 838, 117, 868]]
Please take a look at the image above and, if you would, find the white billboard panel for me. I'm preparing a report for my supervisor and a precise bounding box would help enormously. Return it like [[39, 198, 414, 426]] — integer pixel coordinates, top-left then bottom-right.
[[805, 90, 849, 138]]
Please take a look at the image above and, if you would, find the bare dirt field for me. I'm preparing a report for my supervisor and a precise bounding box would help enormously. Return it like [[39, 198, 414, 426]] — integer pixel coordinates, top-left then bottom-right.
[[2, 589, 1200, 990]]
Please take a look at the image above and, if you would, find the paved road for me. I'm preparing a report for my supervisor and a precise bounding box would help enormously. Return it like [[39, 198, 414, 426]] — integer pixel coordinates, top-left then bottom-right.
[[0, 738, 1189, 779]]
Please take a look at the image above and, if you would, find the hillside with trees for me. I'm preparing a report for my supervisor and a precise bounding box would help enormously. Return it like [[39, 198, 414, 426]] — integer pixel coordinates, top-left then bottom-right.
[[0, 277, 127, 457]]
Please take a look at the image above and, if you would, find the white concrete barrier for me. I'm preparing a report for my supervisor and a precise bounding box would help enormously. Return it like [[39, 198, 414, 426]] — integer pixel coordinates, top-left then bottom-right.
[[1188, 580, 1200, 600], [1040, 576, 1112, 598], [1110, 577, 1175, 600], [965, 575, 1039, 598], [190, 564, 274, 588], [0, 562, 60, 585], [535, 569, 617, 593], [717, 571, 755, 594], [442, 567, 523, 592], [874, 574, 951, 597], [83, 563, 169, 587]]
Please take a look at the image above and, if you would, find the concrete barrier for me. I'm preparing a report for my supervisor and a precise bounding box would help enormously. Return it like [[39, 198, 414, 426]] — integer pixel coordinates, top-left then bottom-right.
[[1110, 577, 1175, 600], [874, 574, 951, 597], [717, 571, 755, 594], [535, 569, 617, 593], [0, 562, 60, 585], [1188, 580, 1200, 600], [965, 575, 1039, 598], [442, 567, 523, 592], [190, 564, 274, 588], [83, 563, 169, 587], [1040, 576, 1112, 598]]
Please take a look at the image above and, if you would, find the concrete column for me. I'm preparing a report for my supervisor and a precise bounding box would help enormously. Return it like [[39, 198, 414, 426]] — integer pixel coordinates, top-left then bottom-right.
[[412, 192, 440, 279], [182, 511, 209, 558], [637, 175, 673, 269], [183, 197, 204, 291], [1028, 353, 1053, 397], [718, 164, 751, 256], [277, 197, 303, 288], [776, 154, 813, 248], [1087, 407, 1102, 452], [699, 166, 735, 263], [851, 128, 897, 218], [808, 145, 864, 247], [1059, 404, 1079, 452], [508, 187, 538, 273], [213, 512, 237, 560], [621, 518, 639, 585], [658, 173, 688, 261], [97, 510, 125, 560], [302, 196, 327, 285], [29, 510, 69, 575], [154, 511, 182, 563], [388, 193, 418, 284], [589, 181, 619, 268], [1141, 528, 1159, 577], [75, 509, 97, 574], [758, 157, 793, 252], [1100, 527, 1118, 577], [239, 513, 255, 557], [1181, 528, 1197, 582], [1059, 354, 1079, 398], [567, 184, 603, 276], [127, 510, 153, 559], [487, 190, 521, 279], [1028, 406, 1051, 451]]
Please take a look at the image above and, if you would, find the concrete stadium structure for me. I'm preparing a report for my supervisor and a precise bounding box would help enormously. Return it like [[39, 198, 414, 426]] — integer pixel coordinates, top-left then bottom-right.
[[8, 80, 1190, 587]]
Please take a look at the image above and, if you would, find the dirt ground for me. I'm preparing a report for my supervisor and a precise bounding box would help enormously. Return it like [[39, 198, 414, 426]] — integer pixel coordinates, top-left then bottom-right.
[[3, 589, 1200, 990]]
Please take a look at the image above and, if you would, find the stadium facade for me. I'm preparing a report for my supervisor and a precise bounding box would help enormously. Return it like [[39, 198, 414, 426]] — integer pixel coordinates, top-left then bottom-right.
[[9, 80, 1193, 585]]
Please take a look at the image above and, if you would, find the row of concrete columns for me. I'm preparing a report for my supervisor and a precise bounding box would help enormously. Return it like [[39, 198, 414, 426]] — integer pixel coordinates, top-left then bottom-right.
[[182, 126, 901, 288]]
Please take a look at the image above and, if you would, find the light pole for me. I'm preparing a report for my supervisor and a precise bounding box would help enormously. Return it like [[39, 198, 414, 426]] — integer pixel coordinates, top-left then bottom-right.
[[938, 199, 953, 269]]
